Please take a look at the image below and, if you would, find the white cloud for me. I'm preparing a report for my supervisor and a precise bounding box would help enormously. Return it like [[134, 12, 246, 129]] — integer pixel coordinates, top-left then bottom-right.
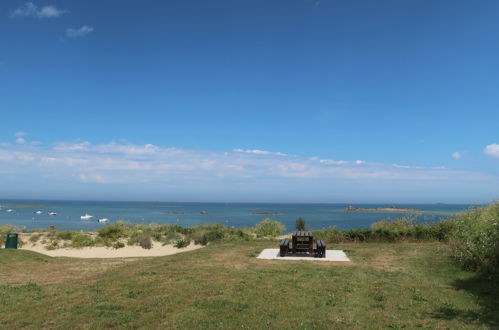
[[484, 144, 499, 158], [452, 152, 463, 160], [66, 25, 94, 38], [318, 159, 365, 165], [1, 139, 496, 204], [392, 164, 423, 169], [15, 137, 26, 144], [10, 2, 68, 18], [0, 140, 478, 186], [38, 5, 67, 18], [233, 148, 288, 157], [15, 131, 27, 137]]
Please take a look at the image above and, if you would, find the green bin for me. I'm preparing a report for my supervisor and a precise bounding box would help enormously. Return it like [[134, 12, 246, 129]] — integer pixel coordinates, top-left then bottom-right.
[[5, 233, 18, 249]]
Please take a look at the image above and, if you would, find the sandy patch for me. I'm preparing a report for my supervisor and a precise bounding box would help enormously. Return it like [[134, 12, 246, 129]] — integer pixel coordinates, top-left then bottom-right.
[[21, 241, 203, 258], [257, 249, 350, 262]]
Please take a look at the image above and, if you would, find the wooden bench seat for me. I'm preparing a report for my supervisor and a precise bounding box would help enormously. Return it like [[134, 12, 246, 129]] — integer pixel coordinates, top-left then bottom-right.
[[279, 238, 289, 257], [315, 239, 326, 258]]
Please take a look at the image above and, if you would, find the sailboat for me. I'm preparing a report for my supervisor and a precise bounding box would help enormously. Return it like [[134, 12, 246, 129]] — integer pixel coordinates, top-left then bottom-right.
[[80, 213, 94, 220]]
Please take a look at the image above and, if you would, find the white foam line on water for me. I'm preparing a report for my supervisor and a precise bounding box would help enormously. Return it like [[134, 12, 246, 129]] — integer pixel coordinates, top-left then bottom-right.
[[256, 249, 350, 262]]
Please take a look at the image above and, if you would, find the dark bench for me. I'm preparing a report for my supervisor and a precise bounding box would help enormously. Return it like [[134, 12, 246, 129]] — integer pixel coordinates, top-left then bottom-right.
[[315, 239, 326, 258], [279, 238, 289, 257]]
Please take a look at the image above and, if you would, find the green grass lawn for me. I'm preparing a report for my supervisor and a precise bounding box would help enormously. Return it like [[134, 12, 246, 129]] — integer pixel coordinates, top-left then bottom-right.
[[1, 241, 497, 329]]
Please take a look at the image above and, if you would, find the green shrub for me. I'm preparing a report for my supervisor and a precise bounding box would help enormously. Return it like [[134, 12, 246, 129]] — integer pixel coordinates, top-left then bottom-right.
[[254, 218, 285, 237], [296, 217, 306, 231], [70, 232, 95, 248], [45, 240, 59, 250], [98, 224, 124, 240], [175, 239, 190, 248], [448, 204, 499, 274], [112, 241, 125, 249], [313, 227, 345, 243], [56, 231, 75, 240], [161, 231, 182, 245]]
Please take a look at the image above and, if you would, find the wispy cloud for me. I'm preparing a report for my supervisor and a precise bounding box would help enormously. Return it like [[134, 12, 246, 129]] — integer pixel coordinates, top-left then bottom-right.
[[1, 138, 498, 201], [233, 148, 288, 157], [392, 164, 423, 169], [316, 158, 365, 165], [452, 152, 463, 160], [66, 25, 94, 38], [10, 2, 68, 18], [484, 144, 499, 158], [12, 132, 39, 146], [0, 139, 491, 185]]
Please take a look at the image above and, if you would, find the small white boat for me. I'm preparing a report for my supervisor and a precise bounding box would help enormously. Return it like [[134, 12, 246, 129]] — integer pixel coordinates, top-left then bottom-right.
[[98, 218, 109, 223], [48, 212, 57, 216], [6, 209, 14, 213], [80, 213, 94, 220], [34, 210, 44, 214]]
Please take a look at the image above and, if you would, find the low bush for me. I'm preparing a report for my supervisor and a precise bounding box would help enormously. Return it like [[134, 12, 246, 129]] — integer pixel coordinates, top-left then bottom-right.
[[56, 231, 75, 240], [312, 217, 455, 244], [448, 203, 499, 274], [192, 225, 225, 245], [138, 235, 152, 249], [254, 218, 285, 237], [112, 241, 125, 249], [45, 240, 59, 250], [98, 224, 124, 240], [175, 239, 190, 248], [70, 232, 95, 248]]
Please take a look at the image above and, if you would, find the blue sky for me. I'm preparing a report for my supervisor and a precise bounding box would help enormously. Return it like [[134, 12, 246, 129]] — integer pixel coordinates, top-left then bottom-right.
[[0, 0, 498, 203]]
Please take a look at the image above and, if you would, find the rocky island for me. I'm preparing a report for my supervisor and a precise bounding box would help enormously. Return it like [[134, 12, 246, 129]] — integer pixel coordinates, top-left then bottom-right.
[[339, 206, 441, 214]]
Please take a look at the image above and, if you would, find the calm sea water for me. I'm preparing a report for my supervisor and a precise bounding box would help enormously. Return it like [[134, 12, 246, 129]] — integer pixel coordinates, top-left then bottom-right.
[[0, 199, 476, 231]]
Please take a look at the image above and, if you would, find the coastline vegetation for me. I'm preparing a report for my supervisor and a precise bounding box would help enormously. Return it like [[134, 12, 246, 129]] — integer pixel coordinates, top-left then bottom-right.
[[5, 203, 498, 275], [1, 203, 498, 328]]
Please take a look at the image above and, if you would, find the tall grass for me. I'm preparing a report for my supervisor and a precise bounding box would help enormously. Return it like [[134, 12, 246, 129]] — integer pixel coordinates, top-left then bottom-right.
[[448, 203, 499, 274], [312, 216, 454, 243]]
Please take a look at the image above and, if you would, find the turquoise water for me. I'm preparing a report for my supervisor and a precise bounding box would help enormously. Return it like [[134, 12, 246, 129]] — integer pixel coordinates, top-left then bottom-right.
[[0, 200, 476, 231]]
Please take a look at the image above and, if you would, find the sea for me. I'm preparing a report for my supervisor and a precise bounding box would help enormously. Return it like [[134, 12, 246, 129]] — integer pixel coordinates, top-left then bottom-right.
[[0, 200, 477, 232]]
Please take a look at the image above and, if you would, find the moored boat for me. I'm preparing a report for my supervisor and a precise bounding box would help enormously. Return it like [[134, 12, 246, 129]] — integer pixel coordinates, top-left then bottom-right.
[[81, 213, 94, 220]]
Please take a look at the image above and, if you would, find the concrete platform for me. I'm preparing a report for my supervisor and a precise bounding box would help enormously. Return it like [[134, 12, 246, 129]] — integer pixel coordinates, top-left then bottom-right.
[[257, 249, 350, 262]]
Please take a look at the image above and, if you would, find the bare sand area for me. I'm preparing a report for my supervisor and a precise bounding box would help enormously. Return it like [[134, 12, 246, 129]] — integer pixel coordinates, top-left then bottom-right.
[[20, 239, 203, 258]]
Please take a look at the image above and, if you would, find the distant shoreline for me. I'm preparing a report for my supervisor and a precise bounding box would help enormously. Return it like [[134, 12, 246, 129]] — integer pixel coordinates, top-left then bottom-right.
[[0, 204, 48, 208], [338, 206, 449, 214]]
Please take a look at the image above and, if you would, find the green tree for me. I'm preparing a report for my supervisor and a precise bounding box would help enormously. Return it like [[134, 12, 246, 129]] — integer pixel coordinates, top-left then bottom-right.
[[295, 217, 306, 231]]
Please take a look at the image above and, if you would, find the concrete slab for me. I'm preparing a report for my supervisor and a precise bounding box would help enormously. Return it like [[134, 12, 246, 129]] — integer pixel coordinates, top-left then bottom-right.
[[256, 249, 350, 262]]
